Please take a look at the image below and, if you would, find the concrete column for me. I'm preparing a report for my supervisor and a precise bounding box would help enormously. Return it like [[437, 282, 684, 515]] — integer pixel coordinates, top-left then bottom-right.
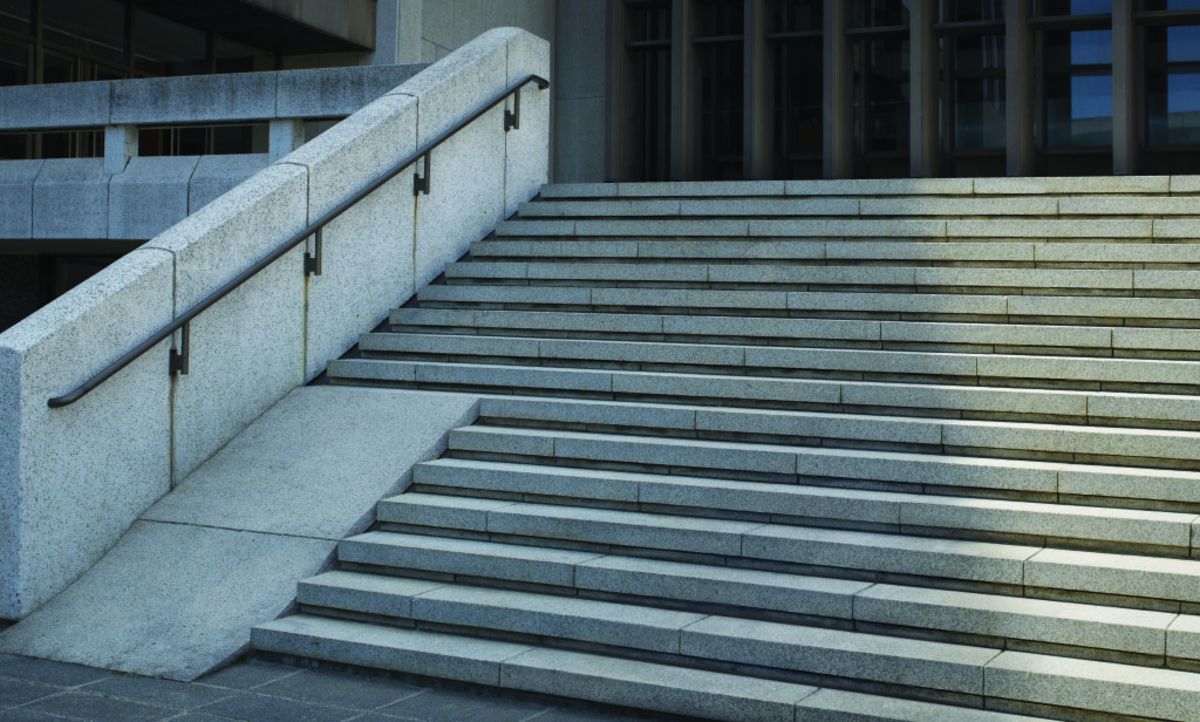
[[909, 0, 938, 178], [1005, 0, 1036, 176], [371, 0, 424, 65], [104, 125, 138, 174], [1112, 0, 1138, 175], [743, 0, 773, 180], [823, 0, 852, 178], [669, 0, 696, 181], [268, 119, 307, 161]]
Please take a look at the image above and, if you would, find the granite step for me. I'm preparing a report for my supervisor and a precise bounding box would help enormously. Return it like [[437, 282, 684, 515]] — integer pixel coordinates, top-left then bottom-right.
[[328, 358, 1200, 429], [410, 457, 1199, 554], [417, 284, 1200, 326], [373, 493, 1200, 609], [334, 532, 1188, 662], [388, 307, 1200, 358], [251, 614, 1051, 722], [360, 330, 1200, 392]]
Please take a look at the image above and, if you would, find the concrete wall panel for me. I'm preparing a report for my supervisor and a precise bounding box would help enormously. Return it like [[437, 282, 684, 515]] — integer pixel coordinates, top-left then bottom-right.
[[281, 93, 420, 380], [146, 165, 309, 480], [111, 73, 279, 125], [0, 82, 110, 130], [505, 31, 552, 215], [0, 248, 174, 618], [188, 155, 271, 214], [0, 161, 43, 238], [32, 160, 110, 240], [108, 157, 200, 241]]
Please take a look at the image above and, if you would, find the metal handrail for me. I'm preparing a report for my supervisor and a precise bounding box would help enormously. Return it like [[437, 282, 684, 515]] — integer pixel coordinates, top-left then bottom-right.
[[47, 73, 550, 408]]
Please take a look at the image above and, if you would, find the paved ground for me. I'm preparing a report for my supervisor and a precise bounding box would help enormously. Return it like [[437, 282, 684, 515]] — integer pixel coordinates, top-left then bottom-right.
[[0, 654, 663, 722]]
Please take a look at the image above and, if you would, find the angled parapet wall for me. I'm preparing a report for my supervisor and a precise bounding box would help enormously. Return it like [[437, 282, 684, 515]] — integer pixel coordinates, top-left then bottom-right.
[[0, 28, 551, 620]]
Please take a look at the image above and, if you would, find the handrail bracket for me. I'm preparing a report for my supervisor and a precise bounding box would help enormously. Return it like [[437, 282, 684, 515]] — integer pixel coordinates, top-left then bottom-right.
[[169, 323, 190, 377], [413, 152, 431, 196], [304, 229, 324, 277], [505, 91, 522, 132]]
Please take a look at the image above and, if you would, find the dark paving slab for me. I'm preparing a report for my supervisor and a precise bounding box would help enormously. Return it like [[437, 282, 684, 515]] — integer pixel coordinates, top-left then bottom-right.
[[0, 655, 690, 722]]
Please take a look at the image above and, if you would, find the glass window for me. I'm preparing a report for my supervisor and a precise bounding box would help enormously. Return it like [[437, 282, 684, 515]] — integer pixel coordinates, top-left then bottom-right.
[[0, 38, 29, 87], [0, 0, 30, 33], [771, 0, 822, 179], [851, 0, 909, 28], [947, 35, 1007, 152], [1146, 24, 1200, 146], [852, 35, 911, 176], [772, 0, 821, 32], [1038, 0, 1113, 15], [939, 0, 1004, 23], [1043, 30, 1113, 148]]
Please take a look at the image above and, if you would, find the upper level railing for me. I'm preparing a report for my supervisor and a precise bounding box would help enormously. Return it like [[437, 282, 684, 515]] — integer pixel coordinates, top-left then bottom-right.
[[0, 65, 425, 132], [46, 73, 550, 408]]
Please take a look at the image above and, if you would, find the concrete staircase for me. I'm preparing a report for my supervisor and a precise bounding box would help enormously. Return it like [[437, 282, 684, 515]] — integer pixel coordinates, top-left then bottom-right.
[[253, 178, 1200, 721]]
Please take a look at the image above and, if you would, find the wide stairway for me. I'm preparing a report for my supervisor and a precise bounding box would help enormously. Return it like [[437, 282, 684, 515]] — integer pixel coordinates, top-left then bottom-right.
[[254, 178, 1200, 721]]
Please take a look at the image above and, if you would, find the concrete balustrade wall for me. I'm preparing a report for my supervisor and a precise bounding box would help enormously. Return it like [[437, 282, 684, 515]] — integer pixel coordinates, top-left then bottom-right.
[[0, 28, 551, 620]]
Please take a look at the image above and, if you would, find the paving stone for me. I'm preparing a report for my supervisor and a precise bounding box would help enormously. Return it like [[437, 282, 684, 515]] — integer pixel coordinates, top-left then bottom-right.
[[0, 675, 60, 706], [796, 446, 1060, 491], [538, 337, 746, 366], [376, 493, 515, 531], [860, 197, 1057, 217], [663, 315, 880, 341], [618, 180, 787, 196], [611, 370, 840, 405], [1007, 295, 1200, 321], [24, 690, 171, 722], [984, 650, 1200, 719], [638, 239, 825, 260], [749, 219, 945, 237], [637, 476, 904, 525], [794, 447, 1058, 493], [947, 219, 1151, 238], [678, 198, 859, 216], [197, 692, 354, 722], [589, 287, 787, 310], [786, 291, 1007, 316], [418, 285, 592, 305], [83, 674, 237, 710], [696, 406, 941, 445], [1058, 465, 1200, 505], [361, 333, 541, 359], [450, 426, 556, 456], [0, 654, 112, 687], [794, 688, 1039, 721], [1024, 548, 1200, 602], [574, 556, 868, 619], [411, 585, 705, 653], [881, 321, 1112, 349], [501, 647, 811, 722], [416, 458, 642, 502], [680, 616, 996, 694], [474, 240, 641, 258], [841, 380, 1087, 417], [378, 688, 547, 722], [250, 668, 422, 710], [854, 585, 1173, 655], [336, 532, 599, 587], [743, 525, 1037, 584], [744, 346, 978, 379], [252, 616, 532, 688], [485, 502, 760, 556], [196, 661, 300, 690], [297, 571, 446, 619], [479, 397, 698, 432], [547, 431, 798, 475]]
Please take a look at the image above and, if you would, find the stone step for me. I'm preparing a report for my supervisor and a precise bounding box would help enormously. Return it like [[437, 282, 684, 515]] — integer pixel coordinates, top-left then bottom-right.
[[411, 457, 1198, 554], [517, 195, 1200, 218], [335, 531, 1185, 661], [418, 283, 1200, 325], [375, 493, 1200, 608], [389, 307, 1199, 357], [494, 217, 1188, 240], [328, 358, 1200, 429], [292, 571, 1101, 703], [444, 261, 1200, 293], [470, 239, 1200, 266], [250, 614, 1047, 722], [440, 424, 1200, 500], [474, 396, 1200, 470], [361, 331, 1200, 392], [540, 176, 1183, 198]]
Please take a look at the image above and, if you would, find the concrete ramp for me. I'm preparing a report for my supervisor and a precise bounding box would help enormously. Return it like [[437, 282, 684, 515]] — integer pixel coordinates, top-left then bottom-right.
[[0, 386, 478, 680]]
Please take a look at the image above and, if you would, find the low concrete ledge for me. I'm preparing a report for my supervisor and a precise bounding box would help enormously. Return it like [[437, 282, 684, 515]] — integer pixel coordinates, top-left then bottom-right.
[[0, 28, 550, 623], [0, 154, 269, 242], [0, 386, 480, 680], [0, 64, 426, 132]]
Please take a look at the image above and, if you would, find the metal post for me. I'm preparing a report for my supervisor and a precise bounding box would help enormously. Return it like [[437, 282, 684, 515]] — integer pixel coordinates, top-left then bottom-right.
[[669, 0, 696, 180], [1112, 0, 1138, 175], [1005, 0, 1035, 176], [910, 0, 938, 177], [823, 0, 852, 178], [743, 0, 772, 179]]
